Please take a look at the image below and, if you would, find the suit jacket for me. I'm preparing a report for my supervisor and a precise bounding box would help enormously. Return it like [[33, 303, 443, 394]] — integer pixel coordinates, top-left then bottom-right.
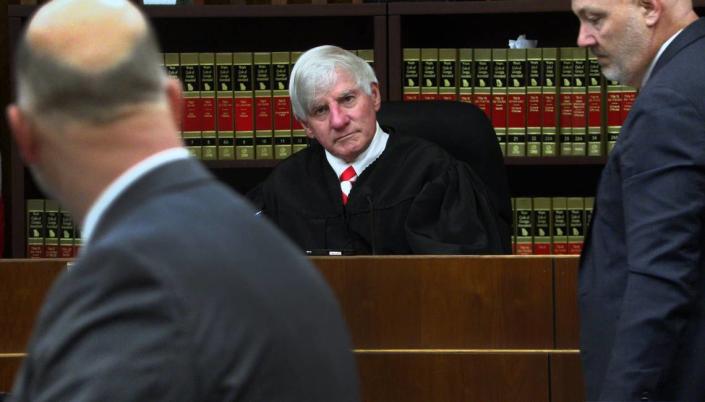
[[10, 158, 360, 402], [580, 18, 705, 401]]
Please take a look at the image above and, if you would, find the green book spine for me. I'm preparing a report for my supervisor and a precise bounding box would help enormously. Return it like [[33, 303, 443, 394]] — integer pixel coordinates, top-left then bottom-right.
[[567, 197, 585, 254], [43, 200, 60, 258], [402, 48, 421, 101], [515, 197, 533, 255], [458, 48, 473, 104], [559, 47, 574, 156], [438, 48, 458, 101], [491, 48, 508, 155], [552, 197, 568, 254], [532, 197, 551, 254], [587, 52, 604, 156], [26, 199, 45, 258], [420, 48, 439, 101], [473, 48, 492, 120], [571, 47, 588, 156]]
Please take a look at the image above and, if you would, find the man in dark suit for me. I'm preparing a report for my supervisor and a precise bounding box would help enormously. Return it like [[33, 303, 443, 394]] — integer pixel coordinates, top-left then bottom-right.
[[572, 0, 705, 400], [5, 1, 360, 401]]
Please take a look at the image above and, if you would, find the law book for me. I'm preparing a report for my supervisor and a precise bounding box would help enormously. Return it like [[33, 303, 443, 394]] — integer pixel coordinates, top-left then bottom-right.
[[402, 48, 421, 101], [438, 48, 457, 101], [622, 84, 637, 127], [551, 197, 569, 254], [234, 52, 255, 160], [571, 47, 588, 156], [458, 48, 473, 104], [507, 48, 527, 157], [532, 197, 551, 255], [559, 47, 574, 156], [541, 48, 558, 156], [491, 48, 508, 155], [473, 48, 492, 119], [514, 197, 533, 255], [216, 52, 235, 160], [180, 53, 202, 159], [164, 53, 184, 148], [254, 52, 273, 159], [199, 53, 217, 160], [272, 51, 292, 160], [73, 225, 82, 257], [43, 200, 59, 258], [26, 199, 45, 259], [420, 48, 439, 101], [567, 197, 585, 254], [58, 206, 75, 258], [587, 52, 604, 156], [290, 51, 308, 154], [526, 48, 542, 157], [606, 79, 622, 153]]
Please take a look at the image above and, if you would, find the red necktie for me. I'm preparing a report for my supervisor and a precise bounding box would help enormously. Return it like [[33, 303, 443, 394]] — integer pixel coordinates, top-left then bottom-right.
[[339, 165, 357, 205]]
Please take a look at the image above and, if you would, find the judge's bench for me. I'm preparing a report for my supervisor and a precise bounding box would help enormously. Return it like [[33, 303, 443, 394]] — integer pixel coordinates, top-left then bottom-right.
[[0, 256, 584, 401]]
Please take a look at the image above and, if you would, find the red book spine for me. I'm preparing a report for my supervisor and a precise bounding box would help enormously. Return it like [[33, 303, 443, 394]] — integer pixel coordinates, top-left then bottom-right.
[[588, 92, 601, 130], [507, 94, 525, 130], [473, 94, 492, 118], [622, 89, 637, 124], [527, 93, 541, 128], [218, 98, 234, 135], [542, 93, 557, 129], [256, 97, 273, 132], [235, 98, 254, 132]]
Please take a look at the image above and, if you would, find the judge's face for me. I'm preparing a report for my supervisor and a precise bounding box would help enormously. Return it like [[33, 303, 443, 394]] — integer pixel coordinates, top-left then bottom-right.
[[301, 70, 381, 163], [572, 0, 651, 87]]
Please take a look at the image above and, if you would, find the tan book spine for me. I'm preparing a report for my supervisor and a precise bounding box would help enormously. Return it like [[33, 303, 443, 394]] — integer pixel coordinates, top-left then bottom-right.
[[473, 48, 492, 120], [199, 52, 217, 160], [571, 47, 588, 156], [567, 197, 585, 254], [254, 52, 273, 160], [290, 51, 308, 154], [559, 47, 574, 156], [491, 48, 508, 155], [526, 48, 542, 157], [234, 52, 255, 160], [587, 52, 604, 156], [216, 52, 235, 160], [272, 51, 292, 160], [43, 200, 60, 258], [541, 48, 558, 156], [551, 197, 568, 254], [180, 52, 202, 159], [507, 48, 527, 157], [26, 199, 45, 258]]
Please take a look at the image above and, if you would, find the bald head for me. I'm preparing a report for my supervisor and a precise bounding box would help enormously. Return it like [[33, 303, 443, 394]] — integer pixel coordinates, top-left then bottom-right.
[[27, 0, 147, 73], [14, 0, 167, 127]]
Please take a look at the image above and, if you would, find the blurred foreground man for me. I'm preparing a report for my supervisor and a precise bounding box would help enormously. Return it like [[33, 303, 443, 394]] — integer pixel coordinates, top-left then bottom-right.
[[6, 1, 360, 401], [572, 0, 705, 400]]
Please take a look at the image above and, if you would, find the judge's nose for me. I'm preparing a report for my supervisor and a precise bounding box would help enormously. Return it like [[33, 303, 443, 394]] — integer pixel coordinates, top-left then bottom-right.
[[329, 103, 350, 130]]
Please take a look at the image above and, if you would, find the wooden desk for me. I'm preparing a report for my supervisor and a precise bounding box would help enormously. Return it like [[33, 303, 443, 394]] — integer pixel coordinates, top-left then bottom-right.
[[0, 256, 583, 401]]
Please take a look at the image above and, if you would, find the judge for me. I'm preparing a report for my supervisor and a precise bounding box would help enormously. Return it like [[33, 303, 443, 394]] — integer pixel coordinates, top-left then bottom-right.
[[250, 45, 506, 255]]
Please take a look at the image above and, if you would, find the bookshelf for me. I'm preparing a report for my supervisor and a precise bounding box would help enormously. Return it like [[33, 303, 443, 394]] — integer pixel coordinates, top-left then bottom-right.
[[4, 1, 705, 257]]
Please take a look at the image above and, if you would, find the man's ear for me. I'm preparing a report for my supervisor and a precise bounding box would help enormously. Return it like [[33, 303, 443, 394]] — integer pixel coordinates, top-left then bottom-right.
[[165, 77, 183, 129], [639, 0, 662, 27], [299, 119, 315, 139], [370, 82, 381, 112], [7, 104, 40, 164]]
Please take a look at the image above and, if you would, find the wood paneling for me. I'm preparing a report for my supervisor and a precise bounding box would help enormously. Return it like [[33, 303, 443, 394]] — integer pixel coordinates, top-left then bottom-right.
[[0, 260, 67, 353], [551, 353, 584, 402], [554, 257, 580, 348], [314, 256, 553, 349], [356, 352, 549, 402], [0, 356, 23, 393]]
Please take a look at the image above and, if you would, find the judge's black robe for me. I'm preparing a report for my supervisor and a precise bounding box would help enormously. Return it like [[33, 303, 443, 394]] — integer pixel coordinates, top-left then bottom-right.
[[250, 133, 506, 254]]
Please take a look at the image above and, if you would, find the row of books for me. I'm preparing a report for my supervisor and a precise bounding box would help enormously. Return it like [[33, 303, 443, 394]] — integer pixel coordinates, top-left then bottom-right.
[[403, 48, 637, 157], [162, 49, 374, 161], [26, 199, 81, 258], [512, 196, 593, 255]]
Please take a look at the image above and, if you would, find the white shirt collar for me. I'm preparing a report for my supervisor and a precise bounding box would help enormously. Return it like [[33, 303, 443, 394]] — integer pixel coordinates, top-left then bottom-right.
[[642, 28, 683, 87], [81, 147, 190, 246], [325, 122, 389, 179]]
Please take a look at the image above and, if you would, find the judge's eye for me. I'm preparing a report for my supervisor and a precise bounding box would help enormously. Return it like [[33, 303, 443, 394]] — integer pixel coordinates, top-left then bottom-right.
[[584, 13, 604, 28], [311, 106, 329, 117], [342, 95, 356, 105]]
